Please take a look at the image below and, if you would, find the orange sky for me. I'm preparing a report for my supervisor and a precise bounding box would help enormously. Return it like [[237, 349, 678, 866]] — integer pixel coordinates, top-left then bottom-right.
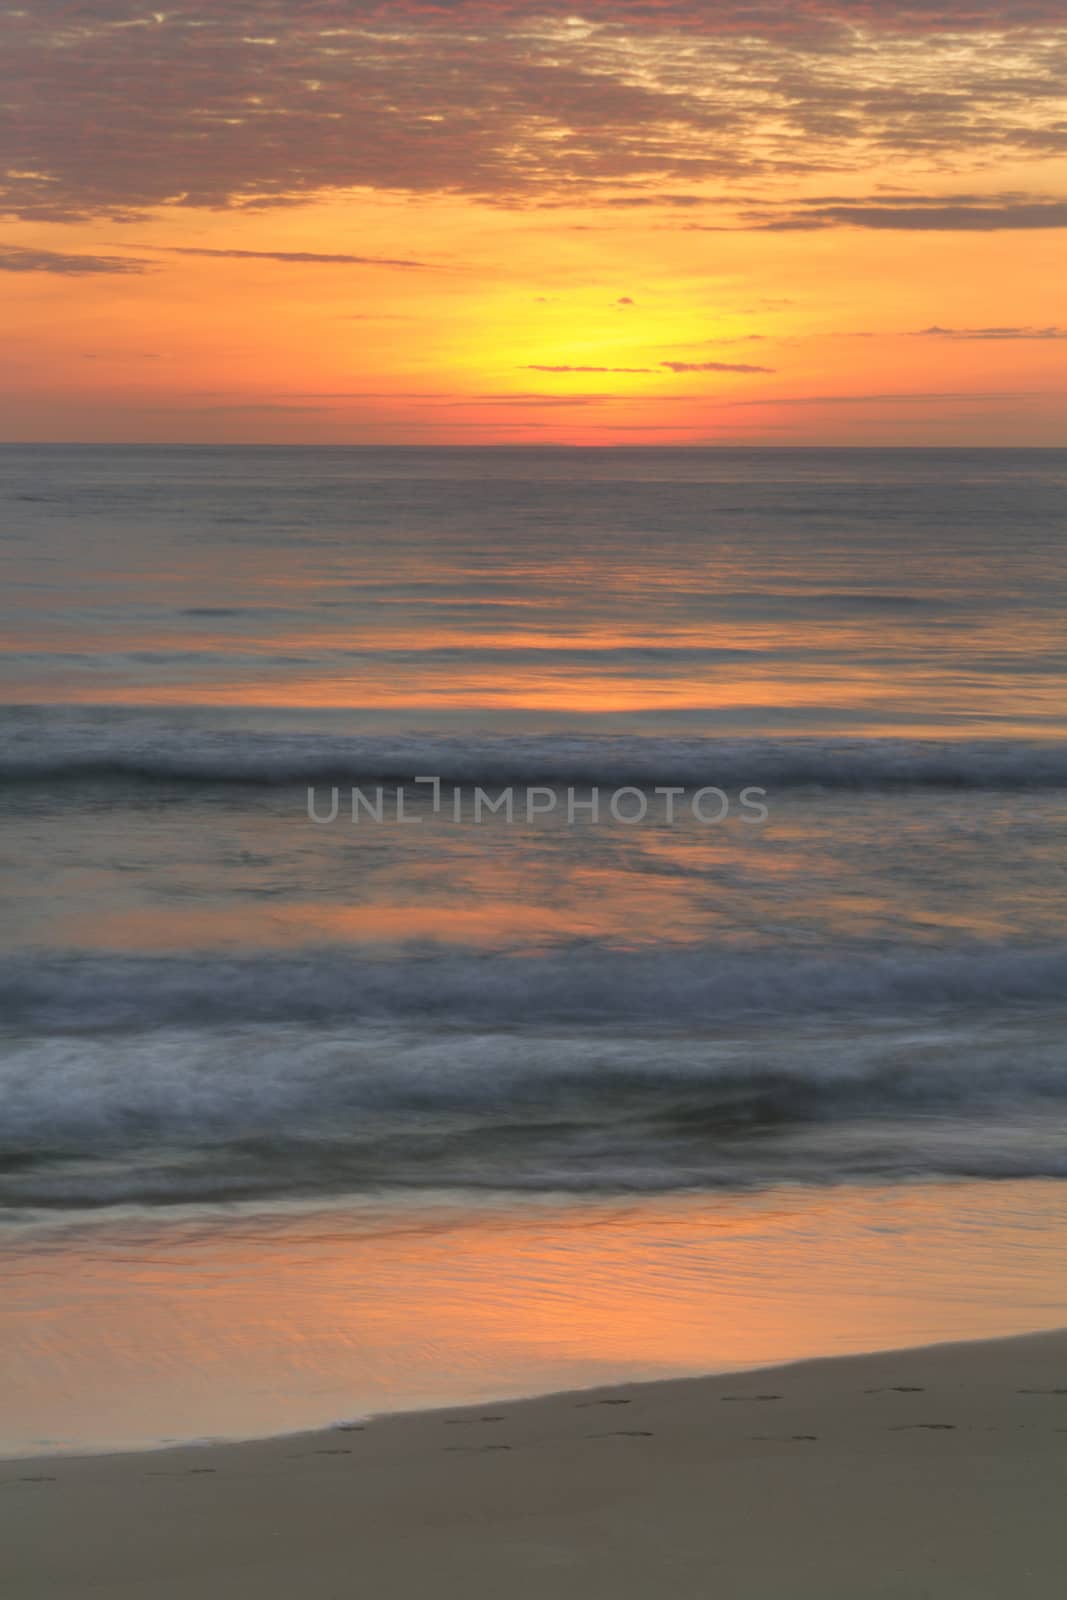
[[2, 2, 1065, 444]]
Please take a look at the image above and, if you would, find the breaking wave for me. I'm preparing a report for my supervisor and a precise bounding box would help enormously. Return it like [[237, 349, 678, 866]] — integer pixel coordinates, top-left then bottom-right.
[[4, 724, 1067, 790], [2, 999, 1066, 1209]]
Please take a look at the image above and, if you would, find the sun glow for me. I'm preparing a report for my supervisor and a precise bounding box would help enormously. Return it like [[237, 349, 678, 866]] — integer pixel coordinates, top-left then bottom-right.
[[1, 4, 1064, 443]]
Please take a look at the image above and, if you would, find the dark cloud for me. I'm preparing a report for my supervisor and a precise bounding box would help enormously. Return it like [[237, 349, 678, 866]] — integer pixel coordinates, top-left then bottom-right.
[[911, 324, 1067, 339], [686, 193, 1067, 232], [600, 193, 714, 208], [3, 3, 1065, 219], [768, 202, 1067, 231], [18, 3, 1062, 31], [0, 244, 150, 275]]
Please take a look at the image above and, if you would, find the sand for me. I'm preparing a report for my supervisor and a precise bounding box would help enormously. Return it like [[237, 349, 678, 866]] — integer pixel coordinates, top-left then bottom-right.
[[3, 1329, 1066, 1599]]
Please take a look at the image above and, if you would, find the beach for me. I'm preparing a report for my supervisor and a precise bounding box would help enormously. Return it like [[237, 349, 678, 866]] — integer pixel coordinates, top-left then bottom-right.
[[6, 0, 1067, 1575], [4, 1329, 1067, 1599]]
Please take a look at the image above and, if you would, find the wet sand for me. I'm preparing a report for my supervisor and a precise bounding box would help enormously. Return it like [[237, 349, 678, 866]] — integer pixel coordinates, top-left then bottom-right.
[[3, 1329, 1067, 1598]]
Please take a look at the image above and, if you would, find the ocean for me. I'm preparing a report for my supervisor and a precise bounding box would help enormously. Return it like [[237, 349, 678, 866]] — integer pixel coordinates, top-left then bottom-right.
[[2, 445, 1067, 1453]]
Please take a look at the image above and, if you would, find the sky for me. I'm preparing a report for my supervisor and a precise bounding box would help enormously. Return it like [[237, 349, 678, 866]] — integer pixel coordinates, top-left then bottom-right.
[[2, 0, 1065, 445]]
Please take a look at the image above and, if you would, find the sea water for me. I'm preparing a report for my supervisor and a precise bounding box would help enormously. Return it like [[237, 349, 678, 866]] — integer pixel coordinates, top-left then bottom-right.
[[2, 445, 1066, 1451]]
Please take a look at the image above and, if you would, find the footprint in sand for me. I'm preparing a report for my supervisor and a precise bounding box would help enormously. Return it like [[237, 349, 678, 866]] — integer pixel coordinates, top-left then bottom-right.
[[721, 1394, 783, 1403], [589, 1430, 654, 1439], [865, 1386, 925, 1394], [444, 1443, 512, 1453], [751, 1440, 819, 1452], [890, 1423, 956, 1431], [1018, 1387, 1067, 1395], [444, 1416, 506, 1426], [285, 1449, 352, 1460], [149, 1467, 217, 1477], [575, 1398, 632, 1408]]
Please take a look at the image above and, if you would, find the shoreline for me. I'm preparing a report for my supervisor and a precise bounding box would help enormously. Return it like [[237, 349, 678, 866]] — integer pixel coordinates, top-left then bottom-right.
[[1, 1322, 1063, 1470], [5, 1327, 1067, 1597], [6, 1177, 1067, 1461]]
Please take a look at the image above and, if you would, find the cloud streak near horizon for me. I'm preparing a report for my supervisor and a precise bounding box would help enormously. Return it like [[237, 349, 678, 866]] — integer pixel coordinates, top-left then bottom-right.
[[0, 245, 151, 275], [679, 193, 1067, 232], [1, 240, 433, 274], [912, 325, 1067, 340], [140, 245, 432, 268], [662, 360, 775, 373], [525, 361, 776, 373]]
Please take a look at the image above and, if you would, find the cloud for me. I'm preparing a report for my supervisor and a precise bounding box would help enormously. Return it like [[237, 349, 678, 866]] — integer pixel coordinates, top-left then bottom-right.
[[911, 324, 1067, 339], [0, 244, 150, 275], [662, 360, 775, 373], [667, 334, 772, 346], [139, 245, 430, 267], [600, 193, 714, 209], [724, 196, 1067, 232], [523, 358, 775, 374], [713, 389, 1043, 407], [780, 203, 1067, 231], [525, 364, 654, 373], [6, 3, 1066, 218], [155, 383, 1051, 416], [189, 402, 340, 413]]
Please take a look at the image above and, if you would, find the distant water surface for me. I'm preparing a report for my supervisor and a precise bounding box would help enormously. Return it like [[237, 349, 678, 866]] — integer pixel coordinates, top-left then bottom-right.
[[4, 445, 1066, 735]]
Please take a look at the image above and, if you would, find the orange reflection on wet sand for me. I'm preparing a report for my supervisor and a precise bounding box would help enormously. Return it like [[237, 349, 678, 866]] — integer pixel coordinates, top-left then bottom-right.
[[3, 1182, 1066, 1457]]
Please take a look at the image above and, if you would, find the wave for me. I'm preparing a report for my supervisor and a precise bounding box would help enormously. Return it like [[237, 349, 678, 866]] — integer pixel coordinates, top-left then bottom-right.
[[2, 1007, 1066, 1209], [4, 942, 1065, 1208], [3, 724, 1067, 789], [4, 1013, 1066, 1139], [4, 942, 1067, 1033], [3, 835, 1065, 1202]]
